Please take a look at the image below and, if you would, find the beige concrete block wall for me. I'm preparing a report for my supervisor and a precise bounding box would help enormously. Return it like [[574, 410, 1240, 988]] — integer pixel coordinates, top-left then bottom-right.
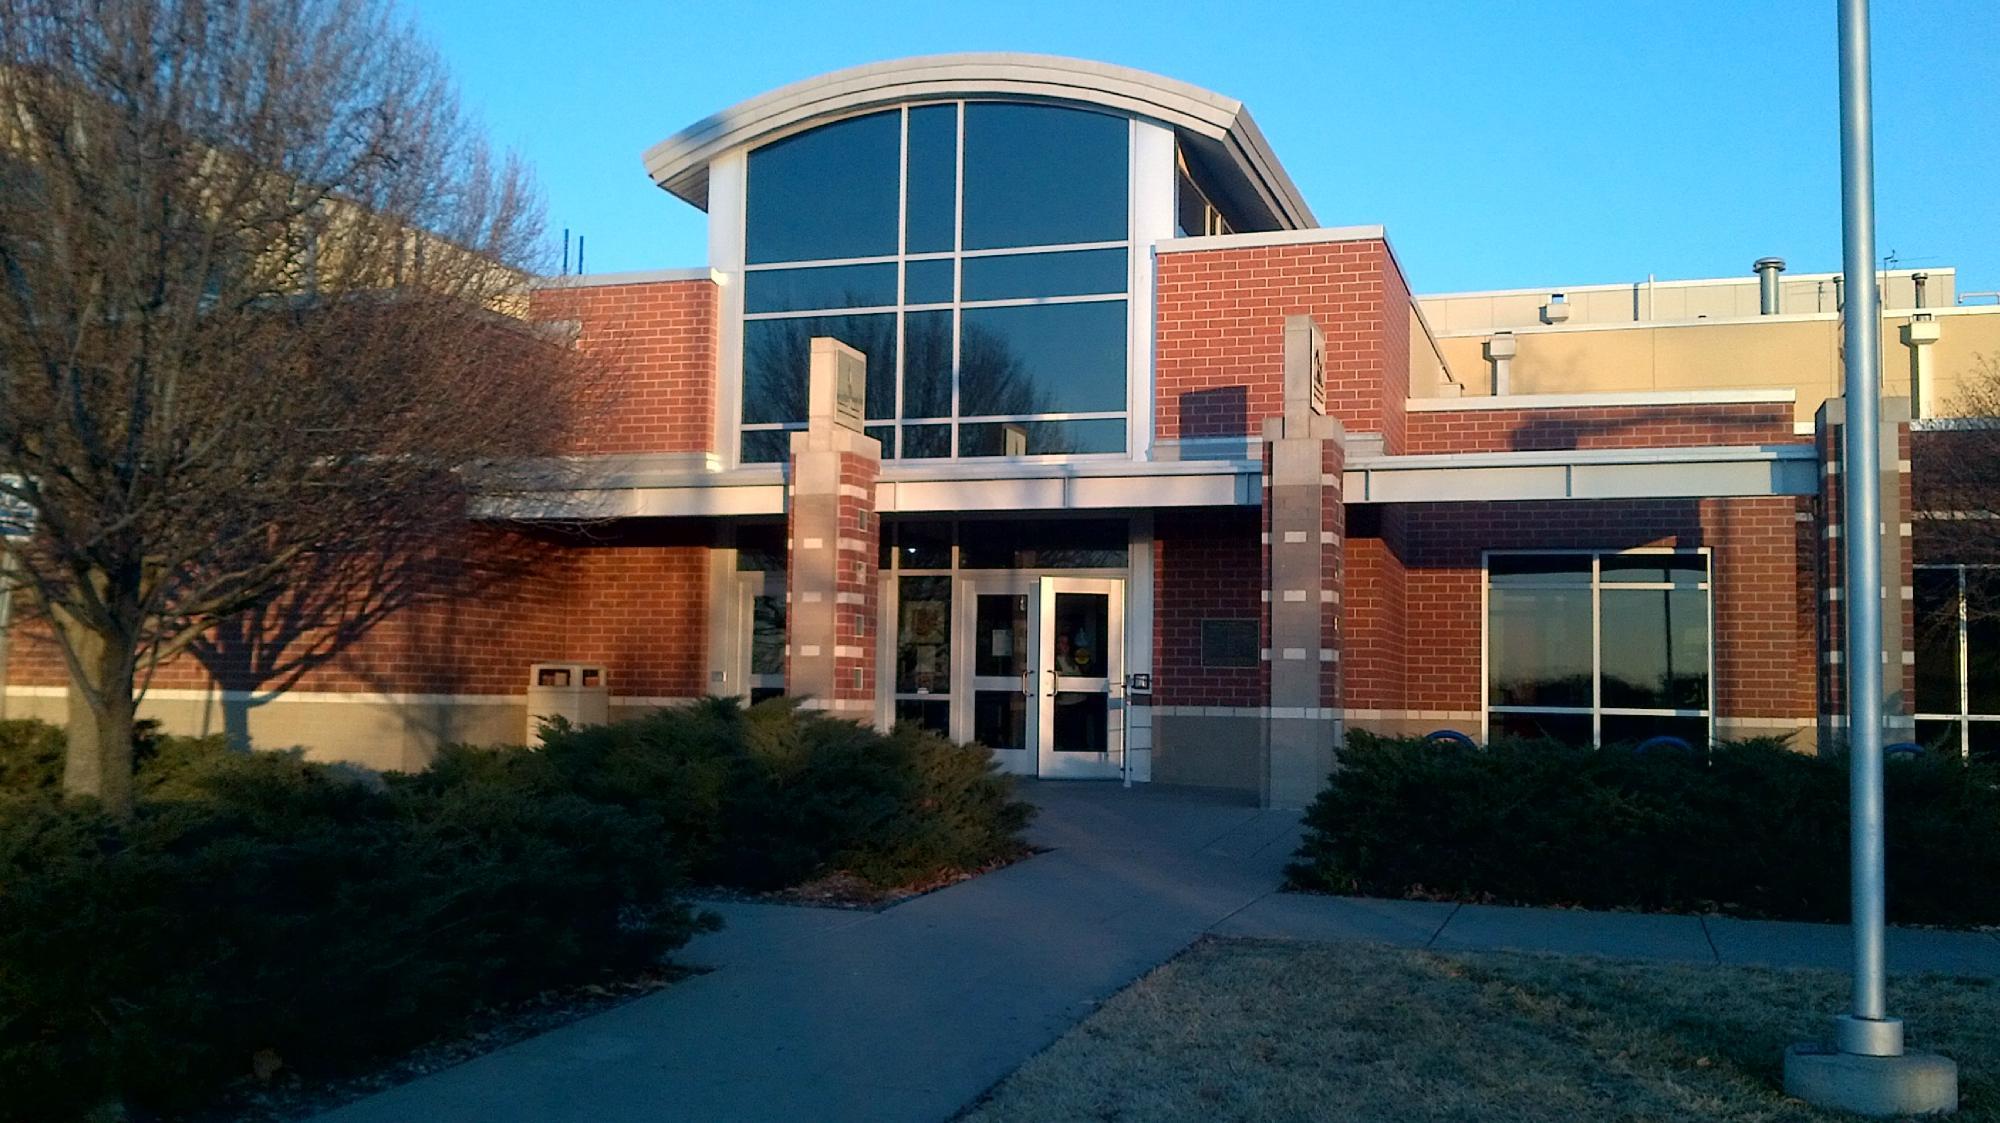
[[2, 688, 527, 773], [1425, 309, 2000, 424], [1152, 713, 1261, 793]]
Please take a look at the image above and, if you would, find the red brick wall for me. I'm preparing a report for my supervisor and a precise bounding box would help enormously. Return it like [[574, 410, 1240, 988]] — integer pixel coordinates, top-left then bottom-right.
[[1363, 498, 1817, 726], [1343, 504, 1408, 713], [1154, 508, 1267, 707], [530, 278, 717, 457], [1406, 401, 1798, 455], [1155, 238, 1412, 453], [5, 526, 711, 700]]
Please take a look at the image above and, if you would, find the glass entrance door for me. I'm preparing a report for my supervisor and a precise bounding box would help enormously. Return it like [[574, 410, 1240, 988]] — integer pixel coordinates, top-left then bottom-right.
[[957, 578, 1036, 775], [1036, 577, 1124, 779], [737, 572, 786, 704]]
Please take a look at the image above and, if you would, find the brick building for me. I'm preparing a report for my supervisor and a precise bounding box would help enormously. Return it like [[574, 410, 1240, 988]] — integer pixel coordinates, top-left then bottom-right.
[[5, 54, 1998, 803]]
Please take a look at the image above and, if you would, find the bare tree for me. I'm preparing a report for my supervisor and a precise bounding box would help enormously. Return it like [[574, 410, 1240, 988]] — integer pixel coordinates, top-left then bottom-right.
[[0, 0, 602, 814], [1914, 354, 2000, 568]]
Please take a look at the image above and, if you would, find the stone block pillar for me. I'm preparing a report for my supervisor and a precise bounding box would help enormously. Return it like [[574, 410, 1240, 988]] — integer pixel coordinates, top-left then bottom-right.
[[1814, 395, 1914, 748], [1260, 315, 1346, 808], [787, 338, 881, 723]]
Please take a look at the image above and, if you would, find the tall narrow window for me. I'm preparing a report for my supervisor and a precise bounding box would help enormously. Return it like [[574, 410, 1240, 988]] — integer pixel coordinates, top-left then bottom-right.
[[1485, 550, 1712, 748], [1915, 564, 2000, 760]]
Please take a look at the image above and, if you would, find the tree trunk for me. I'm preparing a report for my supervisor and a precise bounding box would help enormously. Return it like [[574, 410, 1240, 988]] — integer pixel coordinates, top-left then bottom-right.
[[60, 624, 138, 817]]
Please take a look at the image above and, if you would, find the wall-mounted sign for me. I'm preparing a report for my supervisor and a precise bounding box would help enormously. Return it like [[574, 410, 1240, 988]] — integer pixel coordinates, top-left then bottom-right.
[[1308, 331, 1327, 417], [834, 352, 866, 433]]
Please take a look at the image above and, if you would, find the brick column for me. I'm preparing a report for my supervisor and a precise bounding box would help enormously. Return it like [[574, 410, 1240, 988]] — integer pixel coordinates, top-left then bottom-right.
[[786, 338, 881, 723], [1261, 315, 1346, 807], [1815, 395, 1914, 748]]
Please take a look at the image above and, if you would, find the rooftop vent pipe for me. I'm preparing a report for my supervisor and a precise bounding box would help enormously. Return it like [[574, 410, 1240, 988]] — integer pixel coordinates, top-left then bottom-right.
[[1754, 257, 1787, 314], [1912, 272, 1929, 309], [1484, 332, 1517, 396]]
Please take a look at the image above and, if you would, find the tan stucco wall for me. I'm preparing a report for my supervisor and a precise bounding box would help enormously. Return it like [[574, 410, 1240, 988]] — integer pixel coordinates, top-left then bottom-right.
[[1420, 271, 1952, 334], [1, 689, 687, 774], [1426, 309, 2000, 423]]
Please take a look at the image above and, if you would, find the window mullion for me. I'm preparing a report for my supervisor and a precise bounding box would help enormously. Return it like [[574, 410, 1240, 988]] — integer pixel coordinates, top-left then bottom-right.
[[1591, 552, 1603, 745], [1960, 565, 1972, 759]]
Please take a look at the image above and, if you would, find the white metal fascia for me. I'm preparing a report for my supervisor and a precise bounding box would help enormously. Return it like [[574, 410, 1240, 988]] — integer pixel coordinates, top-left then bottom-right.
[[642, 53, 1315, 230], [1344, 444, 1818, 503], [1407, 387, 1797, 412]]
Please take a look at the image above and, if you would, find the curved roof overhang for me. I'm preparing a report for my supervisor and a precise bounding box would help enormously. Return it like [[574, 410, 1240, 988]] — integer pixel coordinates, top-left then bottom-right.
[[642, 53, 1316, 232]]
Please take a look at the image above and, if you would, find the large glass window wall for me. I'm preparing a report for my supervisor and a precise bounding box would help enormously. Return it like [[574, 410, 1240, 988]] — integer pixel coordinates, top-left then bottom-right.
[[740, 102, 1131, 463]]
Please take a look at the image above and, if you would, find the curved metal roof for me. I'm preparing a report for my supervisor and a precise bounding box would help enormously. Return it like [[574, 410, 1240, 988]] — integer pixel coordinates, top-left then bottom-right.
[[642, 53, 1316, 231]]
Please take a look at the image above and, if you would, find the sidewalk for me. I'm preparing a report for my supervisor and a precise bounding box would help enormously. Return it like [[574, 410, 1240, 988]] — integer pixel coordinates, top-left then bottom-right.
[[315, 781, 2000, 1123]]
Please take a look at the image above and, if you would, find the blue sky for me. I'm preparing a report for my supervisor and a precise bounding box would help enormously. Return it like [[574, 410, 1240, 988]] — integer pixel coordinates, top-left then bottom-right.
[[406, 0, 1999, 297]]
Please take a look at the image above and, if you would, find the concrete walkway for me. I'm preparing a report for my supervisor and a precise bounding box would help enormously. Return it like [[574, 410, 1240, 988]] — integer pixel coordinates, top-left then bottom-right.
[[316, 781, 2000, 1123]]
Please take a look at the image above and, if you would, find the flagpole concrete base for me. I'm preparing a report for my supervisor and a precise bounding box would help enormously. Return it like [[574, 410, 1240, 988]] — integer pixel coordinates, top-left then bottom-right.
[[1783, 1044, 1957, 1116]]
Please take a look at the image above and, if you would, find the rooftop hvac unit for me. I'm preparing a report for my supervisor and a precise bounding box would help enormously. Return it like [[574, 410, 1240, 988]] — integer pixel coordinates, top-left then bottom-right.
[[526, 662, 610, 740]]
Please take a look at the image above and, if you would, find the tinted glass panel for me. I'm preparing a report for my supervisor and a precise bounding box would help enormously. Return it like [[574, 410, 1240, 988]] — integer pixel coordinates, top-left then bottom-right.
[[902, 309, 953, 418], [901, 424, 951, 459], [974, 594, 1028, 677], [959, 419, 1125, 458], [895, 699, 951, 736], [1176, 164, 1206, 240], [1970, 720, 2000, 763], [1969, 571, 2000, 715], [961, 249, 1127, 302], [740, 428, 793, 464], [1487, 586, 1592, 707], [1600, 554, 1707, 584], [1915, 569, 1961, 714], [892, 521, 952, 569], [960, 519, 1128, 569], [1490, 711, 1592, 747], [1052, 692, 1108, 751], [961, 104, 1128, 250], [905, 258, 955, 305], [896, 575, 952, 694], [1488, 554, 1591, 586], [743, 313, 896, 423], [750, 594, 785, 676], [1599, 588, 1709, 710], [974, 689, 1028, 751], [746, 111, 900, 264], [744, 263, 896, 313], [1052, 593, 1110, 678], [1917, 719, 1962, 755], [905, 105, 957, 255], [866, 425, 895, 458], [960, 301, 1126, 416], [1599, 714, 1709, 752], [750, 686, 785, 705]]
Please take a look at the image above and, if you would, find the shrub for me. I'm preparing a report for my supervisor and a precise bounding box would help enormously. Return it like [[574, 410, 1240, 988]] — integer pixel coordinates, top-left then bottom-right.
[[532, 697, 1033, 890], [0, 701, 1029, 1119], [1287, 731, 2000, 927], [0, 719, 63, 793], [0, 743, 712, 1122]]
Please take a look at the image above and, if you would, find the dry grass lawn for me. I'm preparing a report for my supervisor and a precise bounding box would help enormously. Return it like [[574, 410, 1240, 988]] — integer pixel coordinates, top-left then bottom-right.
[[960, 938, 1999, 1122]]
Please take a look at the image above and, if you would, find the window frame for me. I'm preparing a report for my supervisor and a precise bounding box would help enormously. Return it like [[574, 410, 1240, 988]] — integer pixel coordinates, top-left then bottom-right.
[[1913, 562, 2000, 759], [735, 100, 1137, 464], [1481, 547, 1715, 747]]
